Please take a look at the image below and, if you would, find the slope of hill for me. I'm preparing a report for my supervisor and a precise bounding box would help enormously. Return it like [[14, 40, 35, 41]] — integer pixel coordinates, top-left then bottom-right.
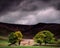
[[0, 22, 60, 39]]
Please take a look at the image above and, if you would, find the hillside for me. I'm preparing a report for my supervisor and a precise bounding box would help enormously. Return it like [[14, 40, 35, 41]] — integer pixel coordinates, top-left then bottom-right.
[[0, 22, 60, 39]]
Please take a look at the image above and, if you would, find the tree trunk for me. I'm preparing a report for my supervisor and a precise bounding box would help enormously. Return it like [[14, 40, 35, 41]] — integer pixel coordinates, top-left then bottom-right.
[[45, 42, 47, 45], [18, 40, 21, 45], [39, 43, 41, 46]]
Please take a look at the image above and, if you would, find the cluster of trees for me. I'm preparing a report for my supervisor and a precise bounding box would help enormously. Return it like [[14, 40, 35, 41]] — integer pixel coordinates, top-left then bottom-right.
[[8, 30, 60, 46]]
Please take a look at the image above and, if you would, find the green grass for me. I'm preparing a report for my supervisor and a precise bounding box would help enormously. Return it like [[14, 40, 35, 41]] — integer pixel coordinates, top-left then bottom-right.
[[0, 36, 8, 46], [0, 40, 8, 46], [0, 46, 60, 48]]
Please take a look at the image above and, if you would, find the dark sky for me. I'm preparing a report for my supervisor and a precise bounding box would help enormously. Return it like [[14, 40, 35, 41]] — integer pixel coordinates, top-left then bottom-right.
[[0, 0, 60, 25]]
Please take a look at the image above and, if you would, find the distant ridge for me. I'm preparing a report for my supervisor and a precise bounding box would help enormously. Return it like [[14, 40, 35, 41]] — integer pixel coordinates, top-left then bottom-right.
[[0, 22, 60, 25], [0, 22, 60, 39]]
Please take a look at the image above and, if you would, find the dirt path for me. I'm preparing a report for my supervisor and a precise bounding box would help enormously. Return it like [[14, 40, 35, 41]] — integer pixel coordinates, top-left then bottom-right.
[[20, 39, 34, 46]]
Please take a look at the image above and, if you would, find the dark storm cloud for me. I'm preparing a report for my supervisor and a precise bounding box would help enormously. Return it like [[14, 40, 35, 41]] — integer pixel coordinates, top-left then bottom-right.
[[0, 0, 60, 25], [41, 0, 51, 2], [19, 0, 51, 11], [0, 0, 23, 12], [54, 2, 60, 10], [0, 0, 60, 12], [17, 0, 60, 11]]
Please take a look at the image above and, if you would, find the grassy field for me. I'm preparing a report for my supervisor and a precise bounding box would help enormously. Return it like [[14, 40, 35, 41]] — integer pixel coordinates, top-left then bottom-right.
[[0, 36, 8, 46], [0, 36, 60, 48], [0, 46, 60, 48]]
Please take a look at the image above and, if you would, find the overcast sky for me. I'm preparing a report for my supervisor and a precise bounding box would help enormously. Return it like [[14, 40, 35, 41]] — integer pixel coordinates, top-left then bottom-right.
[[0, 0, 60, 25]]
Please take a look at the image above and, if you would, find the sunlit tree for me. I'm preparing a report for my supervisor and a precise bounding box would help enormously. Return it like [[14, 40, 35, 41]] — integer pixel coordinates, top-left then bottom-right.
[[8, 31, 23, 46], [34, 30, 55, 45]]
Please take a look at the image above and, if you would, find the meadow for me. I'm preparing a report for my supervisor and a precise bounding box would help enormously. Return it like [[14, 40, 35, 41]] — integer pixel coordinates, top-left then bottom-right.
[[0, 36, 60, 48], [0, 46, 60, 48]]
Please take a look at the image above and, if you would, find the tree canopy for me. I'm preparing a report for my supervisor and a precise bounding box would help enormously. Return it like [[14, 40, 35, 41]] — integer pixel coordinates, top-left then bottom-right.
[[8, 31, 23, 46], [34, 30, 55, 45]]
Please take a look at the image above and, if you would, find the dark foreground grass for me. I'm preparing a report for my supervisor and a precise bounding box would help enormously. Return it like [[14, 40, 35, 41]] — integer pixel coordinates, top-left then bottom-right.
[[0, 39, 60, 48], [0, 46, 60, 48]]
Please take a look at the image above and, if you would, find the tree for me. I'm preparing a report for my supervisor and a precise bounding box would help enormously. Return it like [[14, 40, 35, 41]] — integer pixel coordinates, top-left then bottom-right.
[[34, 32, 46, 45], [34, 30, 55, 45], [14, 31, 23, 45], [8, 31, 23, 46], [36, 38, 43, 45], [42, 30, 55, 45], [8, 32, 18, 46]]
